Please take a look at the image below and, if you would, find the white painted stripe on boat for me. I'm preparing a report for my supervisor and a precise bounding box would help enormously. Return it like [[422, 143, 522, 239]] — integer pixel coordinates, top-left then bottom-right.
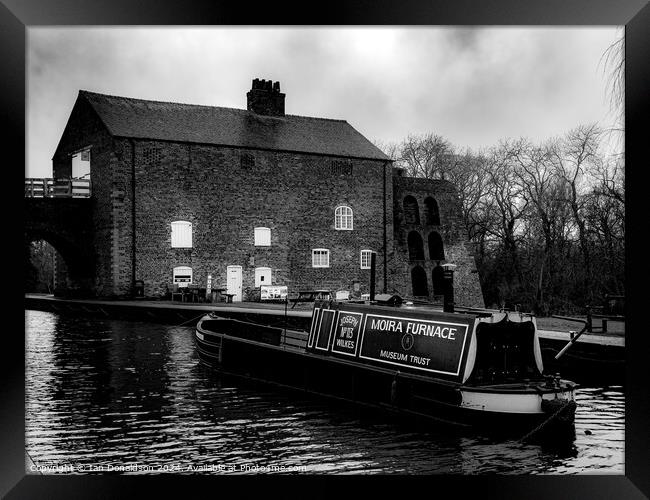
[[460, 389, 575, 414]]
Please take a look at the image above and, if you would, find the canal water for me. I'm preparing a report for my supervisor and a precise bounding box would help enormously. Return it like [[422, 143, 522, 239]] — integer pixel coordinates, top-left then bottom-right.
[[25, 310, 624, 474]]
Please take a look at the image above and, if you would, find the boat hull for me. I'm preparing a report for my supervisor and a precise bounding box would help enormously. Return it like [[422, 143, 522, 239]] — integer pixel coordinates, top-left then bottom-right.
[[195, 316, 576, 434]]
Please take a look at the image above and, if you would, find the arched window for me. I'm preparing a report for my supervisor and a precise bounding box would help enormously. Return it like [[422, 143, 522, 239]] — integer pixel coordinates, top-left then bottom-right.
[[428, 231, 445, 260], [411, 266, 429, 297], [403, 196, 420, 225], [335, 206, 353, 230], [424, 197, 440, 226], [432, 265, 446, 296], [407, 231, 425, 262], [171, 221, 192, 248]]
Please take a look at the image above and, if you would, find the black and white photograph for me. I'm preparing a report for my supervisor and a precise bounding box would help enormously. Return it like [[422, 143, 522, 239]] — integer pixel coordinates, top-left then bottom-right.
[[11, 5, 645, 490]]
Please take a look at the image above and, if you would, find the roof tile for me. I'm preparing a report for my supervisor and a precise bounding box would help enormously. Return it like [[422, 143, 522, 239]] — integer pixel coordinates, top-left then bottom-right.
[[80, 90, 389, 161]]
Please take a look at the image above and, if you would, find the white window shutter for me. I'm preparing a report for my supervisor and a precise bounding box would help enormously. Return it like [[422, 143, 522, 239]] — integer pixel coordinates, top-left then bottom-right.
[[171, 221, 192, 248]]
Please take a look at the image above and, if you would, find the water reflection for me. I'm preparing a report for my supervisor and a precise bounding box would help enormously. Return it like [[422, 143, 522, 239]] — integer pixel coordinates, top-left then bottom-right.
[[25, 310, 624, 474]]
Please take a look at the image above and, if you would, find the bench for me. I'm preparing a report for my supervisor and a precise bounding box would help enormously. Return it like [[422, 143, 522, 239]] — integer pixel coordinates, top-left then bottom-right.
[[289, 290, 331, 309]]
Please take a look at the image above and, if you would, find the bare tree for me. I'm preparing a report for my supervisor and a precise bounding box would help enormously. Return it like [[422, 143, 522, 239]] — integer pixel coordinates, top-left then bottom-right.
[[549, 124, 603, 302], [374, 123, 622, 314], [482, 141, 529, 286], [397, 133, 455, 180], [372, 139, 400, 162], [601, 30, 625, 126], [600, 29, 625, 159]]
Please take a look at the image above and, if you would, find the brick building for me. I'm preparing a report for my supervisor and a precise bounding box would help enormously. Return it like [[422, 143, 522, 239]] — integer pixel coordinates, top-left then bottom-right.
[[50, 79, 484, 307]]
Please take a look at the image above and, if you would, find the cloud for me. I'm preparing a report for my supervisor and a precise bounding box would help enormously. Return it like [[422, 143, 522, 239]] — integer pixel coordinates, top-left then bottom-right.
[[26, 27, 619, 177]]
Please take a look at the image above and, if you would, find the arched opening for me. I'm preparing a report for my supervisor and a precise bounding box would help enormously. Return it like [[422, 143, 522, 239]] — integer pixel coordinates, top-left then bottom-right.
[[428, 231, 445, 260], [407, 231, 425, 261], [411, 266, 429, 297], [432, 265, 446, 297], [24, 232, 94, 296], [25, 239, 57, 293], [424, 197, 440, 225], [403, 196, 420, 225]]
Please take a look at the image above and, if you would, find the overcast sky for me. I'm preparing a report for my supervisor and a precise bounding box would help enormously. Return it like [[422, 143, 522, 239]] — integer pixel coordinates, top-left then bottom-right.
[[27, 27, 622, 178]]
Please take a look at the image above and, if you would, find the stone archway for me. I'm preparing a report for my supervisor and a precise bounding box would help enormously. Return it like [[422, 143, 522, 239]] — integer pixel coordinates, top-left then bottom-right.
[[411, 265, 429, 297], [403, 195, 421, 225], [432, 264, 446, 296], [428, 231, 445, 260], [424, 197, 440, 226], [25, 198, 95, 296], [407, 231, 425, 261]]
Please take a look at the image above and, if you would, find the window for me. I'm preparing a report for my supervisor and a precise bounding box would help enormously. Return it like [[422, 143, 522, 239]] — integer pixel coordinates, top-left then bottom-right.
[[241, 153, 255, 169], [71, 148, 91, 179], [411, 266, 429, 297], [255, 267, 272, 287], [331, 160, 353, 176], [335, 206, 353, 230], [143, 147, 162, 167], [432, 265, 446, 296], [403, 196, 420, 225], [254, 227, 271, 246], [171, 221, 192, 248], [312, 249, 330, 268], [173, 266, 193, 287], [360, 250, 374, 269], [424, 197, 441, 226], [407, 231, 425, 261], [428, 231, 445, 260]]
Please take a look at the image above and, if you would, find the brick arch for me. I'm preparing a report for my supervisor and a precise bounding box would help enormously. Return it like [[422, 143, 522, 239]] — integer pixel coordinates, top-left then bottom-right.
[[432, 264, 446, 296], [410, 265, 429, 297], [407, 231, 425, 262], [25, 198, 95, 295], [424, 196, 440, 226], [403, 195, 420, 225], [428, 231, 445, 260]]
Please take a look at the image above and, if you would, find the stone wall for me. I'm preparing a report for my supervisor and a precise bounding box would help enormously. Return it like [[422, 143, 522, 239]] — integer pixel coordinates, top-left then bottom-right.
[[391, 172, 485, 308]]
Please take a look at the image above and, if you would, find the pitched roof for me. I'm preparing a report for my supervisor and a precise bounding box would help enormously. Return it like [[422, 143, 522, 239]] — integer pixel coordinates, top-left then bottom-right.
[[79, 90, 390, 161]]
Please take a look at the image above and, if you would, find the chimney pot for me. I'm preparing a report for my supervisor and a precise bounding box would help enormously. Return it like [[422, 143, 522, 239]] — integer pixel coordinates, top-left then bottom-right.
[[247, 77, 285, 116]]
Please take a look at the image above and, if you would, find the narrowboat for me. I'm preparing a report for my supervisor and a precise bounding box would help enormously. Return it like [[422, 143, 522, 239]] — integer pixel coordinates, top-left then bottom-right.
[[194, 301, 577, 435]]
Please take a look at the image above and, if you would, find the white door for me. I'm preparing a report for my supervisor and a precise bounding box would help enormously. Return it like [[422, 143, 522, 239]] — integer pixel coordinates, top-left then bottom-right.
[[254, 267, 272, 287], [226, 265, 243, 302]]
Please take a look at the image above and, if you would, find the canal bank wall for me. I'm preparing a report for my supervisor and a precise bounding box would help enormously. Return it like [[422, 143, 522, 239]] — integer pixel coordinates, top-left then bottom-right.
[[24, 294, 624, 385], [24, 294, 312, 330]]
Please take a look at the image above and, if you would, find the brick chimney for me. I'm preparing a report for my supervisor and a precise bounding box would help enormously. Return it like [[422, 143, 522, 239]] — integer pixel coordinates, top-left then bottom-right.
[[247, 78, 285, 116]]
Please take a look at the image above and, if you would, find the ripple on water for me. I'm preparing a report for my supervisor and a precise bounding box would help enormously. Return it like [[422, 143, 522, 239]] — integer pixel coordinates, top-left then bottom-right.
[[25, 310, 624, 474]]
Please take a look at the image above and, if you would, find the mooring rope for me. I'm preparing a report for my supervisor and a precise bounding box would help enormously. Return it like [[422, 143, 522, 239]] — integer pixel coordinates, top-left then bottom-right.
[[170, 312, 210, 334], [518, 399, 577, 443]]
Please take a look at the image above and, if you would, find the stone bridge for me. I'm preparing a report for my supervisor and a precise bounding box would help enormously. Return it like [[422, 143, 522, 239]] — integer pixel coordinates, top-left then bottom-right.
[[24, 179, 95, 295]]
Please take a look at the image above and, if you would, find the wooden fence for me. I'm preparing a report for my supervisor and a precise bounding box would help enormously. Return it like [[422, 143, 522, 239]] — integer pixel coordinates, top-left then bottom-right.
[[25, 178, 91, 198]]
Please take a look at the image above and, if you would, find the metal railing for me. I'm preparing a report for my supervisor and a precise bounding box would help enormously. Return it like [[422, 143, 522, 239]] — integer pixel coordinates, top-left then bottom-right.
[[25, 178, 91, 198]]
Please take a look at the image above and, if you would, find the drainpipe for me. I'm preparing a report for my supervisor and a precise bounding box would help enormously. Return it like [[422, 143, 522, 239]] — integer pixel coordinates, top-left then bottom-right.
[[383, 161, 389, 293], [130, 139, 136, 296]]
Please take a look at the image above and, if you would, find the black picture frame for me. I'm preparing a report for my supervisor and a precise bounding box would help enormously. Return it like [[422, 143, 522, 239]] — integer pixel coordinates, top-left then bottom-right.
[[6, 0, 648, 497]]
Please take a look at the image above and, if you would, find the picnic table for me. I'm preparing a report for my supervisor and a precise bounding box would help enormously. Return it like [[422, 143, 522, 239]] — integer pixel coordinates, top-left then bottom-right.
[[209, 287, 235, 303], [290, 290, 331, 309]]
